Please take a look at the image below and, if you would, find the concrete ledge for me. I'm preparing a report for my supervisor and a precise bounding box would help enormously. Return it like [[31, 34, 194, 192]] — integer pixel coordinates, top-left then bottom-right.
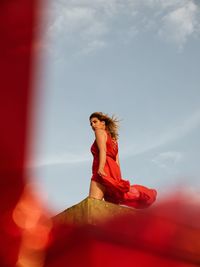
[[53, 197, 137, 225]]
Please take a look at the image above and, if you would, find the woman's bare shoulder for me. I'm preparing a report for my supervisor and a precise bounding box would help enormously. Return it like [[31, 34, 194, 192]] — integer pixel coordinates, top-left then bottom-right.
[[94, 129, 107, 139], [94, 128, 106, 134]]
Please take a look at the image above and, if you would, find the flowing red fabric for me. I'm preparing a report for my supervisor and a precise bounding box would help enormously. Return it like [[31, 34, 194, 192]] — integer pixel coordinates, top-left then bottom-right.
[[91, 130, 157, 208]]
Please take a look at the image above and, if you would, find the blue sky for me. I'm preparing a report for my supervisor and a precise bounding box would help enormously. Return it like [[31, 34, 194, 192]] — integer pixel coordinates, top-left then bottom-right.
[[28, 0, 200, 214]]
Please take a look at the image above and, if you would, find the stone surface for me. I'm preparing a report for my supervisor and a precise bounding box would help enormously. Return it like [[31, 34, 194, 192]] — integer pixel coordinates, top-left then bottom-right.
[[53, 197, 137, 225]]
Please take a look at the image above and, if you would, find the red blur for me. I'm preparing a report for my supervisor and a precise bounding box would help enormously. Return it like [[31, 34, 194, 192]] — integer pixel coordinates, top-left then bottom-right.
[[0, 1, 200, 267]]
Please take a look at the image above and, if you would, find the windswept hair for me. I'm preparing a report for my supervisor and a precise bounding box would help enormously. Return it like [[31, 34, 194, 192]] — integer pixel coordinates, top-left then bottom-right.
[[89, 112, 120, 140]]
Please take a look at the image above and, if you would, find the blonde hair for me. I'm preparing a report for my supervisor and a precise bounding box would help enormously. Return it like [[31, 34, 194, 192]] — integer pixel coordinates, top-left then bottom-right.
[[89, 112, 120, 140]]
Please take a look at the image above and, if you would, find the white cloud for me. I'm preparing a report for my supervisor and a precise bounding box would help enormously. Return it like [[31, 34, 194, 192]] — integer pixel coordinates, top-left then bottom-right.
[[79, 40, 107, 55], [158, 1, 199, 49], [48, 6, 96, 36], [43, 0, 200, 56], [138, 0, 189, 9], [123, 109, 200, 157], [46, 0, 115, 55], [27, 152, 90, 168], [152, 151, 183, 168]]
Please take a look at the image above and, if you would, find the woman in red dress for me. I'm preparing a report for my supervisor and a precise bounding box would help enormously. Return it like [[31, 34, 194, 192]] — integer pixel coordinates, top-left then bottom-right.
[[89, 112, 157, 209]]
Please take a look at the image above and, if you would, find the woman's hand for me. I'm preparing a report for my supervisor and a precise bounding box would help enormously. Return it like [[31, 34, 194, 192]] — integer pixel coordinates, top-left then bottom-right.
[[97, 168, 107, 177]]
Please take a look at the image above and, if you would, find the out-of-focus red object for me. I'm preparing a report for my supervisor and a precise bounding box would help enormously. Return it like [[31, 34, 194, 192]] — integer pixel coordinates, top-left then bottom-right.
[[0, 1, 38, 266], [45, 195, 200, 267]]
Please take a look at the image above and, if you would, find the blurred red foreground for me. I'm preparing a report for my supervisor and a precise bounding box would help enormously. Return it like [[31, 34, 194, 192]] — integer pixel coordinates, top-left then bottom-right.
[[45, 195, 200, 267], [0, 1, 200, 266], [0, 0, 37, 266]]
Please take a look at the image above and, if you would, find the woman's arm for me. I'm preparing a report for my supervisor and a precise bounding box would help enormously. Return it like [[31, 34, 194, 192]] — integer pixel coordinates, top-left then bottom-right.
[[95, 129, 107, 176], [116, 152, 122, 176], [116, 152, 120, 167]]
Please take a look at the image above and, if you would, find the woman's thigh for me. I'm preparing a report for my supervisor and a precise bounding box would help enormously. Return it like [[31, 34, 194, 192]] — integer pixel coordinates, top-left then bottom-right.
[[89, 180, 105, 200]]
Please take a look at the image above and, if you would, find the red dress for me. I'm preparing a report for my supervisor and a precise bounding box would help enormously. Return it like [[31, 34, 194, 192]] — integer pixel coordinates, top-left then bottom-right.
[[91, 131, 157, 208]]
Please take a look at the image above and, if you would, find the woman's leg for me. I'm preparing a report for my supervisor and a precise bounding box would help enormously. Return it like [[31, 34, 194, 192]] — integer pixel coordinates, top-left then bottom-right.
[[89, 180, 105, 200]]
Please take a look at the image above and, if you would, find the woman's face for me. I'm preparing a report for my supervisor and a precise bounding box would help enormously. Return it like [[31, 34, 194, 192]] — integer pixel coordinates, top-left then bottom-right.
[[90, 117, 105, 131]]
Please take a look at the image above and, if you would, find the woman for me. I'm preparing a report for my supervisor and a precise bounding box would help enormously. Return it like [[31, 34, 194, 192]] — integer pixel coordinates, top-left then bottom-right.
[[89, 112, 157, 209]]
